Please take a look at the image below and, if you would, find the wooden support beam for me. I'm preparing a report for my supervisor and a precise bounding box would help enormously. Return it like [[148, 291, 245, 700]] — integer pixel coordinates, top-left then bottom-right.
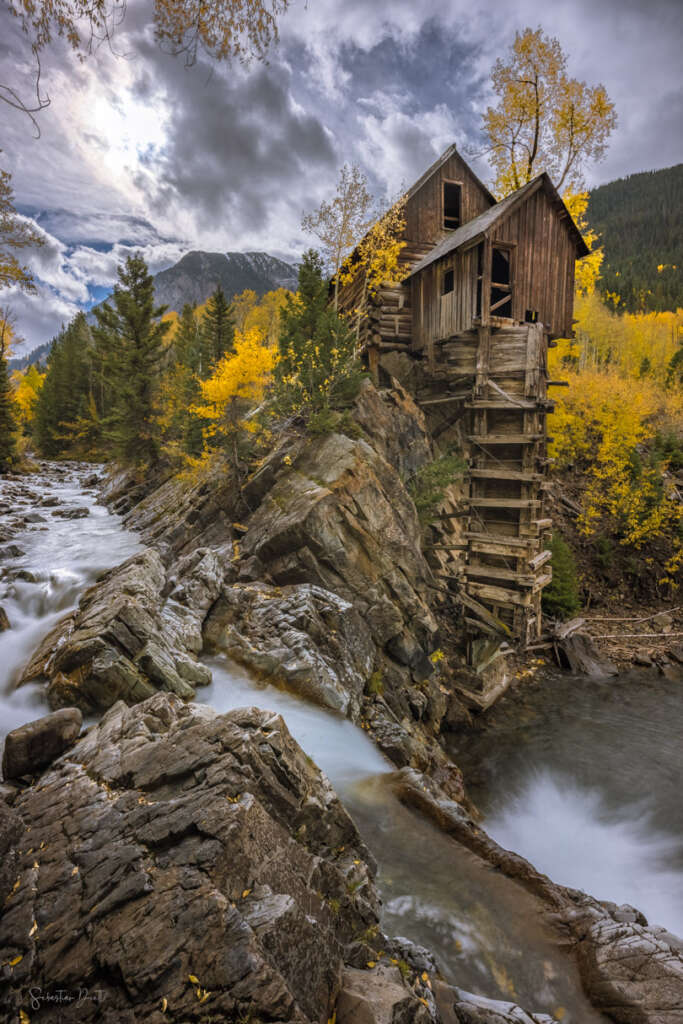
[[459, 591, 513, 637], [466, 531, 537, 549], [419, 392, 470, 406], [547, 380, 570, 387], [467, 581, 533, 608], [466, 399, 538, 410], [464, 565, 537, 587]]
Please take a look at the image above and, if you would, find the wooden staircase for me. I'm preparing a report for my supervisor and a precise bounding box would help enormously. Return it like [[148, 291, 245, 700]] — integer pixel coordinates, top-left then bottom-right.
[[417, 322, 555, 651]]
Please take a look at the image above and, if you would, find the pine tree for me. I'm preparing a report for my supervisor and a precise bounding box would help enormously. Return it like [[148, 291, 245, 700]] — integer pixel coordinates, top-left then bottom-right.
[[0, 317, 18, 472], [274, 249, 365, 427], [174, 303, 202, 372], [92, 254, 170, 467], [34, 314, 97, 458], [200, 286, 235, 374]]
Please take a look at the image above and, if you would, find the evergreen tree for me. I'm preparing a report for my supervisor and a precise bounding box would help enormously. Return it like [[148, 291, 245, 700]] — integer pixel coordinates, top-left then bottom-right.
[[200, 286, 235, 374], [0, 319, 18, 472], [174, 303, 202, 373], [274, 249, 365, 428], [34, 314, 96, 458], [92, 254, 170, 467]]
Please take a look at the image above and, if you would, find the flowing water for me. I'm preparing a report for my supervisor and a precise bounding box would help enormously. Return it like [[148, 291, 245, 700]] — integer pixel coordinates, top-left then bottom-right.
[[0, 463, 142, 746], [448, 669, 683, 938], [4, 466, 681, 1019]]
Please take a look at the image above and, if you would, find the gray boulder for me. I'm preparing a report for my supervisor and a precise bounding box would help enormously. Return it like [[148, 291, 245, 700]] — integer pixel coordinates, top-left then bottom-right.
[[2, 708, 82, 780]]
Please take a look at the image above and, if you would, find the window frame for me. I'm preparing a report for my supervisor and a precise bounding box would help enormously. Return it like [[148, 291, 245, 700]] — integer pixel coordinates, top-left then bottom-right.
[[442, 180, 462, 231]]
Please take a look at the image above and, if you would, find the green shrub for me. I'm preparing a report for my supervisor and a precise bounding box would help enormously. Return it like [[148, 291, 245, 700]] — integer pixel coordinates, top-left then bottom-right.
[[365, 670, 384, 696], [542, 532, 581, 620], [408, 453, 466, 525]]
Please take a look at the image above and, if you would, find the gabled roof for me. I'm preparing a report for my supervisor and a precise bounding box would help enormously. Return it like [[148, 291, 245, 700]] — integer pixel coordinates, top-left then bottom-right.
[[406, 143, 497, 207], [407, 173, 589, 277]]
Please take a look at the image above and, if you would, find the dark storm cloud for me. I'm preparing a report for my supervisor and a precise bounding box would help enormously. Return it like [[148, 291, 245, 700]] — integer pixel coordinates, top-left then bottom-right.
[[127, 35, 337, 238]]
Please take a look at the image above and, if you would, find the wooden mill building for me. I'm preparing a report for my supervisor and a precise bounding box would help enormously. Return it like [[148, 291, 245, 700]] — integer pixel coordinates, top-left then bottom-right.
[[337, 145, 588, 657]]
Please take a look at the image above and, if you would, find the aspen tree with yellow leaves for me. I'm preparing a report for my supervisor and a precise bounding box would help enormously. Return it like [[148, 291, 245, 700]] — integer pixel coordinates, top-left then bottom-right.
[[338, 193, 407, 339], [483, 27, 617, 197], [191, 327, 275, 478]]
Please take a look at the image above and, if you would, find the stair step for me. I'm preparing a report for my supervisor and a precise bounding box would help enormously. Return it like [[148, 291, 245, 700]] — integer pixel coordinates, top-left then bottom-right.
[[468, 469, 544, 482], [468, 434, 543, 445], [468, 498, 541, 509]]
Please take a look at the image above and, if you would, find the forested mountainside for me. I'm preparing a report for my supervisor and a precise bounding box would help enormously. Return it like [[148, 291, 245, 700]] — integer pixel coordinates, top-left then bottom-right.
[[151, 250, 298, 310], [588, 163, 683, 313]]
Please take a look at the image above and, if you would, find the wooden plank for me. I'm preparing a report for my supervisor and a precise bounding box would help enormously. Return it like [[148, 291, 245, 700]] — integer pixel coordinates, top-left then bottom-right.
[[467, 581, 533, 607], [459, 591, 513, 636], [466, 531, 536, 549], [469, 539, 531, 558], [468, 434, 543, 444], [468, 469, 543, 482], [464, 565, 537, 587], [528, 549, 552, 571], [419, 392, 470, 406], [466, 399, 539, 410], [468, 498, 540, 509]]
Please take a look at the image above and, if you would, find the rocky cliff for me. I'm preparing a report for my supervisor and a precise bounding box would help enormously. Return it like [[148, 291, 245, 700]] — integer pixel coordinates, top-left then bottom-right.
[[5, 377, 683, 1023]]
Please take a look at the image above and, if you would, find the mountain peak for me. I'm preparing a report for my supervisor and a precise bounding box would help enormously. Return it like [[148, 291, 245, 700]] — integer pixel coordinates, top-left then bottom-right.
[[152, 250, 298, 311]]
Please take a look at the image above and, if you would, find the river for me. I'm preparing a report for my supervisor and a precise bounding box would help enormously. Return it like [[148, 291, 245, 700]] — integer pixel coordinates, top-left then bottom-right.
[[3, 465, 681, 1020]]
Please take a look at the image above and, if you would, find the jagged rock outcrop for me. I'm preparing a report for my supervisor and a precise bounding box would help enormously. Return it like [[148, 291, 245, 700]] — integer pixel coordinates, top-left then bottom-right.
[[20, 550, 210, 711], [0, 694, 453, 1024], [204, 582, 375, 715], [2, 708, 82, 780]]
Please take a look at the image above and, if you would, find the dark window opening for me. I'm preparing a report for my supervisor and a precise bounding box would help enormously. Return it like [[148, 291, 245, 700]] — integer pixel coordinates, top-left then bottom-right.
[[490, 246, 512, 317], [475, 243, 483, 317], [525, 309, 539, 323], [443, 182, 461, 230], [441, 268, 454, 295]]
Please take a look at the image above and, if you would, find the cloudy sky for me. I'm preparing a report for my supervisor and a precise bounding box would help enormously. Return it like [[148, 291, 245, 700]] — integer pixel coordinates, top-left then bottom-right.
[[1, 0, 681, 354]]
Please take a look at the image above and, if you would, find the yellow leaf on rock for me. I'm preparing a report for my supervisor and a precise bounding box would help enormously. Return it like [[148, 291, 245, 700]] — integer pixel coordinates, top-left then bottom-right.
[[188, 975, 199, 984], [241, 889, 251, 899], [366, 961, 376, 968], [160, 997, 168, 1013], [9, 955, 23, 967]]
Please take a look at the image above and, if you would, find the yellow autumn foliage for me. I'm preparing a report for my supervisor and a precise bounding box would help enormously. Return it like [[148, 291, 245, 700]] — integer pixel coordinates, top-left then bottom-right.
[[191, 326, 275, 473], [549, 368, 681, 547], [549, 292, 682, 567], [11, 365, 45, 431]]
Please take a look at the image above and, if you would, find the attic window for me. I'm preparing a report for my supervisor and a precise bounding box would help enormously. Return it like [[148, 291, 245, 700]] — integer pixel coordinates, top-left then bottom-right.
[[443, 182, 461, 230], [441, 268, 454, 295]]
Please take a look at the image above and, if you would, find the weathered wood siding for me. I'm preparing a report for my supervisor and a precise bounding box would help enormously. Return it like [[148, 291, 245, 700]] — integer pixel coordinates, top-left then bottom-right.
[[411, 245, 479, 354], [492, 185, 576, 338], [413, 184, 578, 355], [404, 151, 493, 246]]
